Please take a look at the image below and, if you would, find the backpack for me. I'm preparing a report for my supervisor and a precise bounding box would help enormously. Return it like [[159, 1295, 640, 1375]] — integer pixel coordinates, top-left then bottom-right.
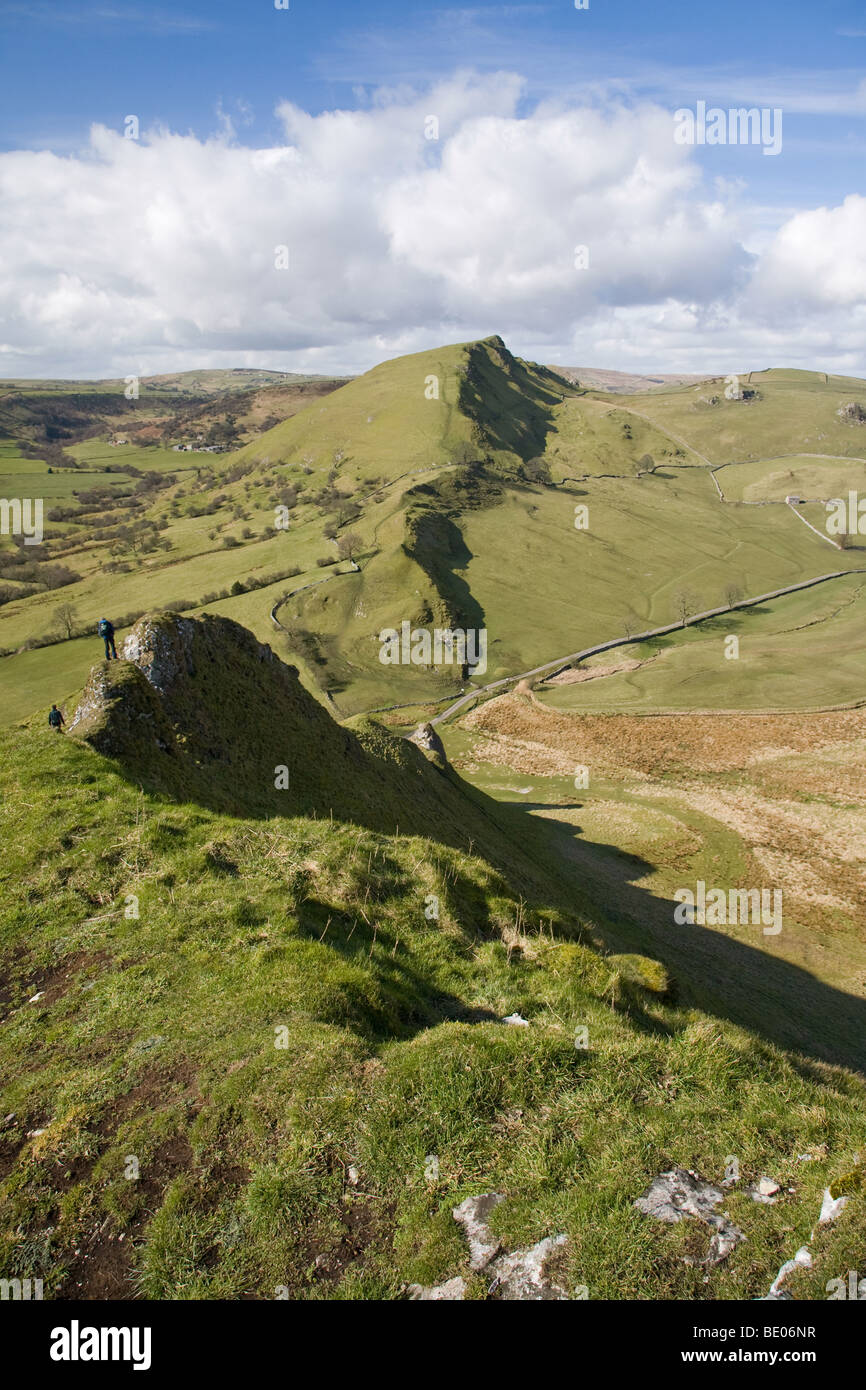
[[49, 708, 62, 727], [98, 619, 112, 637]]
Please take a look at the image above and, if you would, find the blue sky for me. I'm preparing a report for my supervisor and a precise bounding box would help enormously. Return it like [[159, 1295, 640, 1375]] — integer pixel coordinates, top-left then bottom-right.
[[3, 2, 866, 186], [1, 1, 865, 376]]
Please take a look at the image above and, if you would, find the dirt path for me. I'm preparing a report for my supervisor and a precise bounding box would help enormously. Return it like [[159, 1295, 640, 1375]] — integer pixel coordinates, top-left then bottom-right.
[[616, 404, 715, 466], [787, 501, 842, 548]]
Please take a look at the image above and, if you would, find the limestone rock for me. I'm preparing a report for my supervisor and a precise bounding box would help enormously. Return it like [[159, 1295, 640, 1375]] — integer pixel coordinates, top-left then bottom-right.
[[634, 1168, 744, 1267]]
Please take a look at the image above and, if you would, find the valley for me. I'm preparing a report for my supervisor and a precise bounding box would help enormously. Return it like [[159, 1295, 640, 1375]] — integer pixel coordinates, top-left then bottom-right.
[[1, 336, 865, 1303]]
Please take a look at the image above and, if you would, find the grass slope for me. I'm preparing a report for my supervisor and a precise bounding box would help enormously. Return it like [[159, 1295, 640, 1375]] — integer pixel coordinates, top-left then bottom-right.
[[1, 637, 864, 1300], [536, 575, 866, 713], [609, 369, 866, 466]]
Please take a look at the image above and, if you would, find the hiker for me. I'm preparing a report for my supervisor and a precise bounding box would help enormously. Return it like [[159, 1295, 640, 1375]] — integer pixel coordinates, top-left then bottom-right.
[[97, 617, 118, 661], [48, 704, 65, 732]]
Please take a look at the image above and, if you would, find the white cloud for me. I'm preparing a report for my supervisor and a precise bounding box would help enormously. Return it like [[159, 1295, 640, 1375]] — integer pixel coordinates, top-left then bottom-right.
[[750, 195, 866, 311], [0, 73, 864, 379]]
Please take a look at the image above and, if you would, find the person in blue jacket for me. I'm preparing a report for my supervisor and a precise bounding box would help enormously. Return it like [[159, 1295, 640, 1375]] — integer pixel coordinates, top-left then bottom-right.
[[97, 617, 118, 660]]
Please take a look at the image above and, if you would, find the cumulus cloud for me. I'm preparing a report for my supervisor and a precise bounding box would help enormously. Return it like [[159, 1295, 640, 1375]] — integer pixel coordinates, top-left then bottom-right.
[[0, 72, 863, 378], [751, 195, 866, 311]]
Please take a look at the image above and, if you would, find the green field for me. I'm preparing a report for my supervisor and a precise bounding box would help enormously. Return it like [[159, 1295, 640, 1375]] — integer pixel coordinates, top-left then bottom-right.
[[286, 463, 864, 714], [536, 576, 866, 713], [67, 440, 198, 474], [714, 455, 866, 503], [606, 369, 866, 466]]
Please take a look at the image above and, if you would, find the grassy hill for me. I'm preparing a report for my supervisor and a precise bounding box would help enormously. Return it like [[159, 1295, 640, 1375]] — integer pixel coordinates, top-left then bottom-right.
[[229, 335, 526, 480], [2, 339, 865, 728], [66, 611, 569, 871], [1, 610, 864, 1301], [236, 346, 866, 714], [605, 368, 866, 466]]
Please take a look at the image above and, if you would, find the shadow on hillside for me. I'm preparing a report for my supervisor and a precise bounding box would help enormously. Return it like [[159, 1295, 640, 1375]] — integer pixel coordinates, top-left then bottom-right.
[[515, 808, 866, 1077], [404, 510, 487, 646], [512, 802, 584, 818], [299, 892, 501, 1037], [460, 342, 567, 461], [66, 610, 866, 1075]]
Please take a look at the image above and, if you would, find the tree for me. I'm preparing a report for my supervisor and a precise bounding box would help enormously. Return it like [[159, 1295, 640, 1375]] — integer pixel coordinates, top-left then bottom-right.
[[523, 456, 550, 484], [674, 589, 698, 627], [724, 582, 744, 609], [40, 563, 81, 590], [623, 609, 641, 640], [54, 601, 78, 639], [337, 531, 363, 563]]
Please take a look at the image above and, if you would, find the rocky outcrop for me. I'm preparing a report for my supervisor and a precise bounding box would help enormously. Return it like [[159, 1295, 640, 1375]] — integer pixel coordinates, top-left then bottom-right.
[[408, 722, 447, 762], [69, 656, 177, 758], [65, 611, 513, 849], [120, 614, 198, 695]]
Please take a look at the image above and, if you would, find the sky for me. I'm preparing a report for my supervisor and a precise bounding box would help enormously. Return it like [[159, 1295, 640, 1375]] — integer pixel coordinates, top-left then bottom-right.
[[0, 0, 865, 379]]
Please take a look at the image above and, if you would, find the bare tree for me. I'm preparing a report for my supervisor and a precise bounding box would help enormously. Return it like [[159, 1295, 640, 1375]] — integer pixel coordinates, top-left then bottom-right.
[[337, 531, 363, 563], [674, 589, 698, 627], [54, 602, 78, 639], [623, 609, 641, 640], [724, 582, 744, 610]]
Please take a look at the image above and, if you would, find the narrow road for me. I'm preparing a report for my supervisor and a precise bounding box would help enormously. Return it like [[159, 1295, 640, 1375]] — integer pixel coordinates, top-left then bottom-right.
[[430, 567, 866, 725], [786, 501, 842, 548]]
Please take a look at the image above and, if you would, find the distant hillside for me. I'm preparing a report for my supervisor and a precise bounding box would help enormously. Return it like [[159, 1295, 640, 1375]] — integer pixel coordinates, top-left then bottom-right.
[[0, 369, 350, 454], [549, 366, 715, 393], [2, 337, 866, 727], [0, 368, 344, 397]]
